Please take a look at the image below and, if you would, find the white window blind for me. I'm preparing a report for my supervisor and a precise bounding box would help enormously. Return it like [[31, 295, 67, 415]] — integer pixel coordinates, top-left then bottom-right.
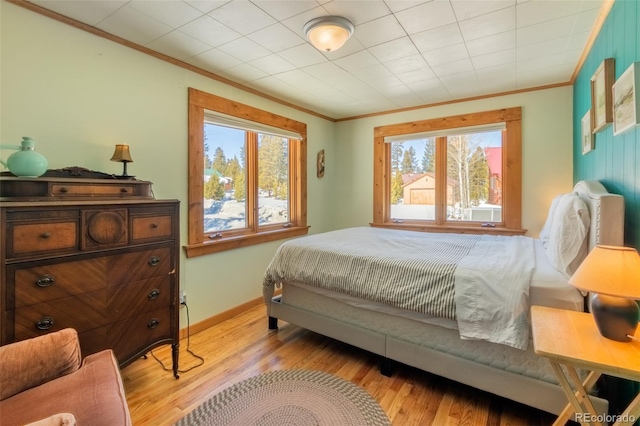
[[383, 122, 506, 143], [204, 110, 302, 140]]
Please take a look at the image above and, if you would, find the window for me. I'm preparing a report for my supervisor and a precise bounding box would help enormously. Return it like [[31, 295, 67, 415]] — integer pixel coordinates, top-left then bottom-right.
[[373, 107, 523, 235], [186, 88, 308, 257]]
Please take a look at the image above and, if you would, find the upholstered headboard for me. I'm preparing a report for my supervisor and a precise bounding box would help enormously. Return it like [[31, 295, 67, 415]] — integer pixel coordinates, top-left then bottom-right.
[[573, 180, 625, 250]]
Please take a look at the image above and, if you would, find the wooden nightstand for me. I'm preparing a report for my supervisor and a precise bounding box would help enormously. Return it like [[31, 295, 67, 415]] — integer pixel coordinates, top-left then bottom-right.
[[531, 305, 640, 426]]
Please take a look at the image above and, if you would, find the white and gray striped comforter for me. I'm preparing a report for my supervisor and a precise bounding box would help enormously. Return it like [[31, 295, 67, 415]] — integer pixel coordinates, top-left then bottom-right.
[[263, 227, 535, 349]]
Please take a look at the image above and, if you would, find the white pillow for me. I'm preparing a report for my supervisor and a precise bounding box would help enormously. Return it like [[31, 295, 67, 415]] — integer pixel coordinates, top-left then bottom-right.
[[539, 194, 563, 248], [545, 192, 590, 278]]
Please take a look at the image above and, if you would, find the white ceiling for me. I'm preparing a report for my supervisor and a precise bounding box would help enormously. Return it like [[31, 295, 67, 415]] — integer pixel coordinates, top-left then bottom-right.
[[27, 0, 607, 120]]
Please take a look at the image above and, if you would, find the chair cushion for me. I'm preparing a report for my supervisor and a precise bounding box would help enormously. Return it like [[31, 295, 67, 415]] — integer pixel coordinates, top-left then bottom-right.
[[0, 350, 131, 426]]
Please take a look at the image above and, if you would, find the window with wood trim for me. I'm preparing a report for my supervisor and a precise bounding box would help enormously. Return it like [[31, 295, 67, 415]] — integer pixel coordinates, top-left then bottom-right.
[[186, 88, 308, 257], [373, 107, 524, 235]]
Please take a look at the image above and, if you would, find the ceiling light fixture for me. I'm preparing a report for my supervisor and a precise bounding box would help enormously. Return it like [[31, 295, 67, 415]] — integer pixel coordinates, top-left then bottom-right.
[[303, 16, 354, 52]]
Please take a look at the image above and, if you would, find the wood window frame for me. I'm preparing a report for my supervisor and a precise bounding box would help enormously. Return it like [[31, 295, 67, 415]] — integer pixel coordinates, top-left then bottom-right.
[[185, 88, 308, 257], [372, 107, 525, 236]]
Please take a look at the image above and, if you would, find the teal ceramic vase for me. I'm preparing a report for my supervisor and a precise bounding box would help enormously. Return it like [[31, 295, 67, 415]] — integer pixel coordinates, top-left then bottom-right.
[[0, 137, 48, 178]]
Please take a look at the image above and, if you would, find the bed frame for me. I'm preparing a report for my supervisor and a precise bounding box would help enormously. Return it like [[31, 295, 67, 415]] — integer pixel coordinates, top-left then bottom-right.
[[266, 180, 624, 416]]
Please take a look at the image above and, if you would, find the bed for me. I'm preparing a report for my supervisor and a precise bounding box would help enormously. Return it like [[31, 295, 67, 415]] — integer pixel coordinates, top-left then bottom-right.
[[263, 180, 625, 416]]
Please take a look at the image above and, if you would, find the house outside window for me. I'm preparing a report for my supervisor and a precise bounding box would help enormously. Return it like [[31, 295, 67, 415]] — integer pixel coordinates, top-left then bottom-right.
[[373, 107, 523, 235], [186, 88, 308, 257]]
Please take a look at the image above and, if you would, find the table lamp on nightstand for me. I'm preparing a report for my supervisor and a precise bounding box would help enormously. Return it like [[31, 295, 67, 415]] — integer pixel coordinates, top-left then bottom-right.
[[569, 245, 640, 342]]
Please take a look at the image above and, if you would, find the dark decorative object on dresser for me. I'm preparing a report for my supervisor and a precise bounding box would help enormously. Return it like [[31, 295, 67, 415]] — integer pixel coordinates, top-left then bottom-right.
[[0, 168, 180, 378]]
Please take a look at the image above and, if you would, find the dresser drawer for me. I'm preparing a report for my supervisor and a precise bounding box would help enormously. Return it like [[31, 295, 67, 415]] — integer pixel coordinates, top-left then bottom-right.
[[109, 276, 172, 320], [107, 246, 173, 283], [10, 221, 78, 256], [131, 214, 173, 242], [13, 258, 106, 308], [12, 290, 109, 339], [50, 182, 138, 197], [79, 307, 172, 361]]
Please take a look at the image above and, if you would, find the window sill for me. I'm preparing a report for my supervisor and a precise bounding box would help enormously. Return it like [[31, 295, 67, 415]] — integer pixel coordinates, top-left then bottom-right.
[[184, 226, 310, 258], [370, 222, 527, 236]]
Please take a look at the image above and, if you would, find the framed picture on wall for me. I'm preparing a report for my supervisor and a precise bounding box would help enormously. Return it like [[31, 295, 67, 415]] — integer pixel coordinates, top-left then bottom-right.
[[612, 62, 640, 136], [590, 58, 615, 132], [582, 110, 594, 154]]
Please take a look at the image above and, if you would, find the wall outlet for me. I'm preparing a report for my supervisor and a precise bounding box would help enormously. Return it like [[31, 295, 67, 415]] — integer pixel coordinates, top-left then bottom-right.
[[180, 291, 187, 306]]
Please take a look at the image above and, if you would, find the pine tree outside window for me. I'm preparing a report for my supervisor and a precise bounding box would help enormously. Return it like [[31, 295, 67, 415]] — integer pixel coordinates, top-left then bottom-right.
[[373, 107, 524, 235], [186, 88, 308, 257]]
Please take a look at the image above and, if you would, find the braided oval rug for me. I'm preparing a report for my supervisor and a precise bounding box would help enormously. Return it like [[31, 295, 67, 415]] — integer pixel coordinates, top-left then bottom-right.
[[175, 369, 390, 426]]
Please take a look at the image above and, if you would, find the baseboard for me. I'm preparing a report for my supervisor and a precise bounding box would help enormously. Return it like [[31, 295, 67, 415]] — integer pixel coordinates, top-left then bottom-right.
[[179, 289, 281, 339]]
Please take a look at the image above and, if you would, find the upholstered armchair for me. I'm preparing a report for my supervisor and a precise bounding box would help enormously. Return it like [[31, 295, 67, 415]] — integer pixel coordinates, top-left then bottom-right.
[[0, 328, 131, 426]]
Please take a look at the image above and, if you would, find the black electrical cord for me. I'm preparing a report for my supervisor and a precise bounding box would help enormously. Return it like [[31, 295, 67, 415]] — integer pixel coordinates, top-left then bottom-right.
[[149, 301, 205, 374]]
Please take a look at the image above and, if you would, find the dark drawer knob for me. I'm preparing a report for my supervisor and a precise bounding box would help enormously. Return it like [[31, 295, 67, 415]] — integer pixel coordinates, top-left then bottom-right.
[[148, 256, 160, 267], [59, 187, 68, 193], [36, 274, 55, 288], [120, 188, 128, 193], [147, 318, 160, 329], [150, 223, 158, 229], [148, 289, 161, 300], [40, 232, 51, 239], [36, 317, 55, 330]]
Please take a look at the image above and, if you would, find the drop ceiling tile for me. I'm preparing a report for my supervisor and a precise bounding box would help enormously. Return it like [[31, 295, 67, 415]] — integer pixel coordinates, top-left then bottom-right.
[[450, 0, 514, 20], [280, 6, 330, 38], [516, 67, 561, 88], [333, 50, 380, 72], [249, 54, 297, 75], [465, 30, 515, 57], [411, 23, 464, 53], [178, 15, 242, 47], [322, 0, 392, 26], [368, 37, 420, 63], [220, 62, 269, 83], [320, 38, 366, 60], [516, 36, 569, 61], [277, 43, 328, 68], [28, 0, 127, 26], [354, 15, 405, 48], [516, 0, 580, 28], [247, 23, 306, 52], [422, 43, 469, 66], [384, 54, 429, 75], [430, 58, 474, 77], [252, 0, 321, 21], [580, 0, 605, 11], [385, 0, 426, 13], [471, 48, 515, 69], [573, 8, 601, 33], [475, 62, 517, 80], [207, 0, 276, 35], [458, 6, 515, 41], [396, 67, 438, 84], [217, 37, 272, 62], [395, 1, 457, 34], [147, 30, 212, 60], [184, 1, 230, 14], [184, 48, 243, 71], [128, 0, 203, 28], [481, 76, 517, 93], [352, 63, 393, 83], [97, 5, 173, 45], [517, 52, 564, 72], [516, 15, 575, 46]]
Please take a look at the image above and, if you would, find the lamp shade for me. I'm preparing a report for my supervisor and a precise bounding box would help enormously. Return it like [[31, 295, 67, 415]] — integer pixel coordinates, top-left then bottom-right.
[[110, 144, 133, 163], [304, 16, 354, 52], [569, 245, 640, 299]]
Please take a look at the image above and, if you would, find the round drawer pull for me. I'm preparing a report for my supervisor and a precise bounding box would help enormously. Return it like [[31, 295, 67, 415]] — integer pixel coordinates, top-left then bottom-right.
[[147, 318, 160, 329], [150, 223, 158, 229], [59, 187, 68, 193], [40, 232, 51, 239], [148, 289, 161, 300], [36, 274, 55, 287], [36, 317, 55, 330], [120, 188, 128, 193], [148, 256, 160, 266]]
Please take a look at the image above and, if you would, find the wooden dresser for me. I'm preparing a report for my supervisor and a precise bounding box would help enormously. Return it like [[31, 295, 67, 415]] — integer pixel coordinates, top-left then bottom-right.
[[0, 169, 180, 377]]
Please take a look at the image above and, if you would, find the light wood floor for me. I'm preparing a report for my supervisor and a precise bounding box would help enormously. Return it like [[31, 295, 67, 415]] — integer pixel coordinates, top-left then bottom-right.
[[121, 304, 556, 425]]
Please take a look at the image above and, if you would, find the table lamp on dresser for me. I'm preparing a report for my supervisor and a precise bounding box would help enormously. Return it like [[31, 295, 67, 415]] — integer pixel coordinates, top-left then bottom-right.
[[569, 245, 640, 342]]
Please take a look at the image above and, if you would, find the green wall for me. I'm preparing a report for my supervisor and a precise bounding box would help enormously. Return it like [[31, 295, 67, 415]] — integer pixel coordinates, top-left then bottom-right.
[[573, 0, 639, 249]]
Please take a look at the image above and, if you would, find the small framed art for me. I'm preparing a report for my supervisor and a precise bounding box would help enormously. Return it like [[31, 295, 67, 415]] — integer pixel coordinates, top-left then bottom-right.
[[590, 58, 615, 133], [317, 149, 325, 178], [612, 62, 640, 136], [581, 110, 593, 154]]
